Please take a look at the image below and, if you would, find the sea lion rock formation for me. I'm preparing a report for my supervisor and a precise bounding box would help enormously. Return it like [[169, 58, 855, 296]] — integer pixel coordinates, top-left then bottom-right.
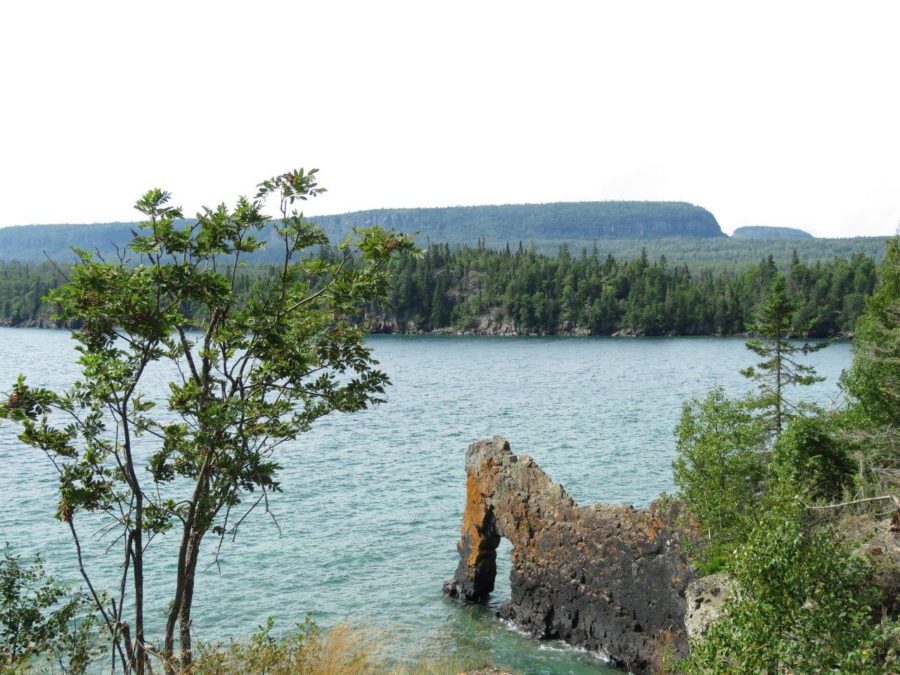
[[443, 437, 696, 673]]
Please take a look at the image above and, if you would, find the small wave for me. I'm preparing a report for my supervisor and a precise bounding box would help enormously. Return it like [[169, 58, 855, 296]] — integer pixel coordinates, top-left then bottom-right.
[[498, 618, 613, 665]]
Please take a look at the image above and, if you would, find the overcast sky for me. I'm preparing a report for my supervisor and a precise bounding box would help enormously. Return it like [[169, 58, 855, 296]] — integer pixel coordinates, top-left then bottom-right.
[[1, 1, 898, 237]]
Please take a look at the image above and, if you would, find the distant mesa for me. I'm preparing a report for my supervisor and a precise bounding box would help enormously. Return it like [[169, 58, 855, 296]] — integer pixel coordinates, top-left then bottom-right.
[[308, 201, 726, 243], [731, 225, 814, 239], [0, 201, 725, 263]]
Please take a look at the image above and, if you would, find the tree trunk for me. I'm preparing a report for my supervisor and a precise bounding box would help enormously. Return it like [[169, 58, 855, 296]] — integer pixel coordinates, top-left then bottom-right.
[[178, 531, 203, 670], [164, 456, 211, 673], [164, 519, 193, 674], [132, 505, 147, 675], [121, 404, 148, 675], [775, 335, 783, 434]]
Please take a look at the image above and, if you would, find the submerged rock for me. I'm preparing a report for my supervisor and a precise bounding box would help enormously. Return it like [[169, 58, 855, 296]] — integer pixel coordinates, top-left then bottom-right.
[[443, 437, 696, 674]]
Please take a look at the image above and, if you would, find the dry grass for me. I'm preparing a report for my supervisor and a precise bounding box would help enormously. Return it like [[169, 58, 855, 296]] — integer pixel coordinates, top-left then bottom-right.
[[182, 617, 503, 675], [184, 617, 379, 674]]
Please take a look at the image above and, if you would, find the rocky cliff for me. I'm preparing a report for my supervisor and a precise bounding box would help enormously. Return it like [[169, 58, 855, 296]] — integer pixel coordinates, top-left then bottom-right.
[[443, 437, 696, 673]]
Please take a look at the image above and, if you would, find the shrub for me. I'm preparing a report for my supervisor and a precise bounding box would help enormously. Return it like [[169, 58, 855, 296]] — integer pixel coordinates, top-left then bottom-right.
[[1, 545, 97, 673], [772, 415, 855, 501], [679, 498, 894, 673], [672, 389, 767, 571]]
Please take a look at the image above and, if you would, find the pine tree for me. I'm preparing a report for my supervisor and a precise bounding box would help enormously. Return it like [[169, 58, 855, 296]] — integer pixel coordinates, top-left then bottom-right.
[[741, 274, 829, 436], [841, 236, 899, 480]]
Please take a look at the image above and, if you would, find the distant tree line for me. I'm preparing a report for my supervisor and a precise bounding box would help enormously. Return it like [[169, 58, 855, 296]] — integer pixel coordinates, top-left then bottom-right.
[[0, 260, 60, 325], [1, 243, 879, 336], [374, 243, 878, 336]]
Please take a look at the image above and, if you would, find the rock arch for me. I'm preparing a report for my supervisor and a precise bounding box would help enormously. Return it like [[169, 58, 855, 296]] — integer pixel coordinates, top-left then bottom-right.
[[443, 437, 696, 674]]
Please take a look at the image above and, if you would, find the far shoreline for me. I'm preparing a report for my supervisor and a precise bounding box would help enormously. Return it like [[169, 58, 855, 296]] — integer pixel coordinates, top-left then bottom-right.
[[0, 321, 853, 341]]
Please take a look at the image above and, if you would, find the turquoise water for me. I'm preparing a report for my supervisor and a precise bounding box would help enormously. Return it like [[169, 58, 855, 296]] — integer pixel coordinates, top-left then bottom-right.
[[0, 330, 852, 673]]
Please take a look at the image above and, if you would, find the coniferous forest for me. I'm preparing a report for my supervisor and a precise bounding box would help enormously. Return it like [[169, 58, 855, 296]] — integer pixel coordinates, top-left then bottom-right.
[[0, 243, 880, 337], [377, 244, 877, 336]]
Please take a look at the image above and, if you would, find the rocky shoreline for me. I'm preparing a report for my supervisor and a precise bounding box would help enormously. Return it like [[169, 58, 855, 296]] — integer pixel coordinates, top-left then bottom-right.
[[1, 317, 854, 340], [366, 319, 853, 339], [0, 317, 67, 329]]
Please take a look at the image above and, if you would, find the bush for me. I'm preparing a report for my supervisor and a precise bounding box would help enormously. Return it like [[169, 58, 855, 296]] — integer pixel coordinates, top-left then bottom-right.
[[772, 415, 855, 501], [672, 389, 767, 571], [679, 498, 895, 674], [0, 545, 97, 673]]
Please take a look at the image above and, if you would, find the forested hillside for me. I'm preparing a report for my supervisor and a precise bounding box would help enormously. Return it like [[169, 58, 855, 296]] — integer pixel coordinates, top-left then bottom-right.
[[1, 201, 719, 263], [0, 222, 136, 264], [0, 220, 887, 268], [305, 201, 724, 244], [2, 245, 879, 337]]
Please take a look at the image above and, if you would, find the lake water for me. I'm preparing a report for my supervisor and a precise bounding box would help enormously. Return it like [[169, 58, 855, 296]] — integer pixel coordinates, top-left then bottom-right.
[[0, 329, 852, 673]]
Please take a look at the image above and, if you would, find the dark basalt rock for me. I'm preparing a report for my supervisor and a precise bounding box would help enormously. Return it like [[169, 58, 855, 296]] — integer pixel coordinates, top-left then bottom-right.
[[443, 437, 697, 674]]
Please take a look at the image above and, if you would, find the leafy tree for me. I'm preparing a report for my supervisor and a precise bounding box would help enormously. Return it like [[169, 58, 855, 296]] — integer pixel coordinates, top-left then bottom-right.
[[1, 545, 96, 673], [0, 169, 414, 673], [673, 241, 899, 672], [742, 274, 829, 436], [679, 497, 892, 674], [672, 389, 766, 570]]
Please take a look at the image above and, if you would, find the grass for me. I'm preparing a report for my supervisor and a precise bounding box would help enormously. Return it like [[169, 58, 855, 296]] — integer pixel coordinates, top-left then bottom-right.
[[183, 616, 503, 675]]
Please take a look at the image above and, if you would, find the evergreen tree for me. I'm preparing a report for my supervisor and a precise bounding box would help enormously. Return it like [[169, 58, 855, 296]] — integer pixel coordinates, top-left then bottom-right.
[[841, 236, 900, 486], [844, 237, 900, 427], [741, 274, 829, 436]]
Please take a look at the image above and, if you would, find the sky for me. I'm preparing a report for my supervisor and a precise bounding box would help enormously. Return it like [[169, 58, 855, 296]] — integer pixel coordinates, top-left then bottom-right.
[[1, 1, 899, 237]]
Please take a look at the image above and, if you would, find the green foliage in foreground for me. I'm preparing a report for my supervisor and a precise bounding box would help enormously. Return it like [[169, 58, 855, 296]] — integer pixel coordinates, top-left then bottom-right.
[[742, 274, 830, 435], [845, 237, 900, 426], [192, 616, 362, 675], [1, 546, 96, 673], [672, 390, 766, 572], [840, 237, 900, 488], [771, 415, 855, 502], [673, 239, 900, 672], [192, 615, 491, 675], [679, 499, 894, 674]]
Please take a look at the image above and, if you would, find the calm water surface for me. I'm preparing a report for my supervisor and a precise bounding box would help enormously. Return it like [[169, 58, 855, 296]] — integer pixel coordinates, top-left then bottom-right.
[[0, 330, 851, 673]]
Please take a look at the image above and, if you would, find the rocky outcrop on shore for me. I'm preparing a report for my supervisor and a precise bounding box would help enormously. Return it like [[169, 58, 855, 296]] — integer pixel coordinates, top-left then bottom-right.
[[0, 317, 65, 328], [683, 573, 736, 640], [443, 437, 697, 674], [367, 317, 610, 336]]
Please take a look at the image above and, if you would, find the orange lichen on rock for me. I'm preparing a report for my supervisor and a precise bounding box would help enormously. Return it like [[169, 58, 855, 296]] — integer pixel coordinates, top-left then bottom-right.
[[443, 436, 696, 675], [462, 473, 491, 569]]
